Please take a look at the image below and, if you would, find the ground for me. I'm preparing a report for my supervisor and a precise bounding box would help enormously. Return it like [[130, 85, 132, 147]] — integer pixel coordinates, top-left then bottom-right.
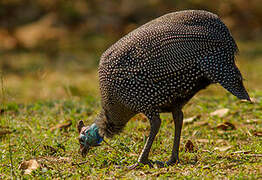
[[0, 41, 261, 179]]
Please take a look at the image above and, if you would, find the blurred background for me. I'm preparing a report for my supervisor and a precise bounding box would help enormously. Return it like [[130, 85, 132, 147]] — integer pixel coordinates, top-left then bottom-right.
[[0, 0, 262, 103]]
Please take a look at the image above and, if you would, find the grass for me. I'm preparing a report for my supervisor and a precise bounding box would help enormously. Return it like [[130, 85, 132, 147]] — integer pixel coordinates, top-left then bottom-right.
[[0, 40, 262, 179]]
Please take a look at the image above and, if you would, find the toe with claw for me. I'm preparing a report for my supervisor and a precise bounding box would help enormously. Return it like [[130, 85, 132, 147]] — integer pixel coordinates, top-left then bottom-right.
[[128, 160, 154, 169], [155, 159, 179, 168]]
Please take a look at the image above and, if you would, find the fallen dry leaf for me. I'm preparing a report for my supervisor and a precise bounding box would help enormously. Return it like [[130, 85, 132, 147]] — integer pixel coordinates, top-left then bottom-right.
[[210, 108, 229, 118], [240, 98, 254, 104], [192, 130, 198, 137], [253, 131, 262, 137], [246, 130, 253, 136], [19, 159, 40, 175], [197, 139, 209, 143], [232, 150, 251, 154], [216, 122, 236, 131], [245, 119, 259, 124], [38, 156, 71, 163], [201, 149, 212, 153], [245, 154, 262, 157], [250, 97, 259, 104], [184, 115, 201, 124], [216, 139, 230, 145], [214, 146, 232, 152], [203, 165, 211, 169], [50, 121, 72, 132], [194, 121, 209, 126], [0, 130, 12, 136], [185, 140, 195, 152]]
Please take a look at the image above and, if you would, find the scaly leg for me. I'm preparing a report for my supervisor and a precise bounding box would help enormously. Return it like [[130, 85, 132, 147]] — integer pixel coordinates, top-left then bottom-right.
[[167, 109, 183, 165], [155, 109, 183, 168], [128, 113, 161, 169]]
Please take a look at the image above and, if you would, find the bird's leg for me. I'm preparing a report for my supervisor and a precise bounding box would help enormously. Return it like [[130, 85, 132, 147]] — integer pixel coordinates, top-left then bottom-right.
[[128, 114, 161, 169], [167, 109, 183, 165], [155, 109, 183, 168]]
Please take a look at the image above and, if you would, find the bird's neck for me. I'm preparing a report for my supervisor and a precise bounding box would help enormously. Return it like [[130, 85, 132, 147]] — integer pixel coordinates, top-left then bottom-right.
[[95, 105, 135, 138], [94, 110, 119, 138]]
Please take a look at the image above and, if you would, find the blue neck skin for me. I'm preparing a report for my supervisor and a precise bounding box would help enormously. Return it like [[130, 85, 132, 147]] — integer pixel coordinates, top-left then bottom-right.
[[80, 123, 103, 147]]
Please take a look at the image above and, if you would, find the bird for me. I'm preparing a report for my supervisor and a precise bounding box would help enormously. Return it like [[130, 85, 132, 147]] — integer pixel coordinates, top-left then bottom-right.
[[77, 10, 250, 169]]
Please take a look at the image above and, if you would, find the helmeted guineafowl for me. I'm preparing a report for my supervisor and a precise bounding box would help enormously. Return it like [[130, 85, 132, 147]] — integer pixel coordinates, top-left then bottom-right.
[[77, 10, 250, 168]]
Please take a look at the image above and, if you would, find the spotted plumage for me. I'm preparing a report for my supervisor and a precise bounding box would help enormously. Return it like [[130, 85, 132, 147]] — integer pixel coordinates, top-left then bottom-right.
[[78, 10, 250, 168]]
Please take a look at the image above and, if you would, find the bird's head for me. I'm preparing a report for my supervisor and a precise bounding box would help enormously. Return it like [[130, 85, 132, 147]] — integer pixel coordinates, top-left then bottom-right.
[[198, 51, 251, 101], [77, 120, 103, 157]]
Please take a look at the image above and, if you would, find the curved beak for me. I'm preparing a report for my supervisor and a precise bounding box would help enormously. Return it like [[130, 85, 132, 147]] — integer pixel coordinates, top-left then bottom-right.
[[79, 143, 101, 157]]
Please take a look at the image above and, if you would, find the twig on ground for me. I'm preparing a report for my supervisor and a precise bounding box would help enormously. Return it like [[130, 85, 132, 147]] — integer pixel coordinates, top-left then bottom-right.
[[71, 160, 89, 166]]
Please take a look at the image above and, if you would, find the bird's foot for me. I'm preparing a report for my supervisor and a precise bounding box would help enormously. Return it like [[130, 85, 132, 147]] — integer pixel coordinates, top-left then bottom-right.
[[128, 158, 180, 169], [155, 159, 179, 168], [128, 160, 154, 170]]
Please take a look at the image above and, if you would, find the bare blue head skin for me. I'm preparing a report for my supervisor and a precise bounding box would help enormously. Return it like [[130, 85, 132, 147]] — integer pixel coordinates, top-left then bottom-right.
[[77, 120, 103, 157]]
